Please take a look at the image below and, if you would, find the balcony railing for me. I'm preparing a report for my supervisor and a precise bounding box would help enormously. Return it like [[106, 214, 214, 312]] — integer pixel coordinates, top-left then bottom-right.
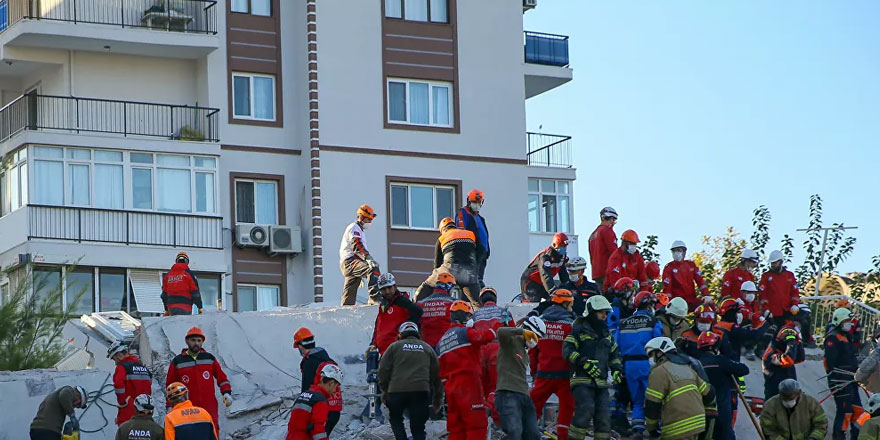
[[28, 204, 224, 249], [527, 132, 572, 168], [0, 93, 219, 143], [4, 0, 218, 34], [524, 31, 569, 67]]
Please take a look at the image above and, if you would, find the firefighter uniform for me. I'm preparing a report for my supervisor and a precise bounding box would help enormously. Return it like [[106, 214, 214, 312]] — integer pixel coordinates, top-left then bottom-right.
[[603, 248, 647, 291], [113, 355, 153, 425], [285, 385, 331, 440], [521, 247, 570, 302], [662, 260, 709, 312], [759, 394, 827, 440], [657, 310, 688, 341], [698, 350, 749, 440], [529, 304, 576, 440], [437, 323, 497, 440], [164, 400, 217, 440], [762, 324, 805, 401], [645, 355, 715, 440], [166, 349, 231, 429]]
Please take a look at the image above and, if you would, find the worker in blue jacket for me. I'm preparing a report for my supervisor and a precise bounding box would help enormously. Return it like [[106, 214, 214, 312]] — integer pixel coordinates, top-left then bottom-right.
[[457, 189, 489, 286], [616, 291, 664, 436], [697, 331, 749, 440]]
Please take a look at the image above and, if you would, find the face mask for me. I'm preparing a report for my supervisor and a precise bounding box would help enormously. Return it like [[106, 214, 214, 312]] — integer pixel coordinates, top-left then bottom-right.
[[672, 251, 684, 262], [782, 398, 797, 409], [735, 313, 743, 325], [362, 222, 372, 231], [669, 317, 682, 325], [570, 274, 580, 283], [557, 247, 567, 256], [744, 293, 755, 303], [697, 323, 711, 332], [470, 202, 481, 212], [842, 322, 853, 332], [627, 245, 638, 255], [648, 357, 656, 367]]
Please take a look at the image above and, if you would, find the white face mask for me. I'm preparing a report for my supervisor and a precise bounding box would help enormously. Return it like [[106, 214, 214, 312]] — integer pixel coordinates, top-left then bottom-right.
[[648, 356, 656, 367], [669, 317, 682, 325], [697, 323, 712, 332], [782, 398, 797, 409], [627, 245, 638, 255], [569, 274, 580, 283], [842, 322, 853, 332], [526, 338, 538, 349], [744, 293, 755, 303], [362, 222, 372, 231], [672, 251, 684, 262], [736, 313, 743, 325], [470, 202, 481, 212]]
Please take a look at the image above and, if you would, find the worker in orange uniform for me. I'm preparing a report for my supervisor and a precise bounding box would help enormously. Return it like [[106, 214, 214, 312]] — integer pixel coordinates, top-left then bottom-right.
[[164, 382, 217, 440], [165, 327, 232, 430], [286, 364, 343, 440], [588, 207, 618, 290], [457, 189, 490, 286], [720, 249, 759, 300], [662, 240, 710, 312], [340, 204, 380, 305], [417, 272, 457, 347], [604, 229, 648, 291], [161, 251, 202, 315], [529, 290, 576, 440], [108, 341, 153, 426], [521, 233, 571, 302], [417, 218, 480, 305]]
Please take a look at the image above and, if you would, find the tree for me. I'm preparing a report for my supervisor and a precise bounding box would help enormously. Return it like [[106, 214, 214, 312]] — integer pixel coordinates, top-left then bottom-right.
[[691, 227, 747, 295]]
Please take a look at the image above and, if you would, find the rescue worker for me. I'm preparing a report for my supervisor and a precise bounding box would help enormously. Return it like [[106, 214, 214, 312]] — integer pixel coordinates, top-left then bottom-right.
[[165, 327, 232, 430], [472, 286, 515, 411], [677, 304, 721, 358], [607, 277, 637, 338], [738, 281, 767, 360], [760, 250, 814, 347], [657, 297, 689, 341], [116, 395, 163, 440], [762, 321, 805, 401], [588, 206, 618, 289], [856, 329, 880, 394], [562, 295, 624, 440], [529, 290, 576, 440], [161, 251, 202, 315], [604, 229, 648, 291], [29, 385, 87, 440], [109, 341, 152, 426], [340, 204, 379, 305], [417, 218, 480, 304], [164, 382, 217, 440], [285, 364, 343, 440], [696, 332, 749, 440], [378, 322, 443, 440], [616, 290, 664, 437], [644, 336, 716, 440], [521, 233, 571, 302], [825, 307, 862, 440], [759, 379, 826, 440], [293, 327, 342, 434], [662, 240, 710, 312], [562, 256, 601, 317], [416, 272, 457, 347], [720, 249, 759, 300], [858, 393, 880, 439], [714, 297, 768, 362], [436, 300, 498, 440], [645, 260, 661, 288], [457, 189, 490, 286], [496, 316, 546, 440], [368, 273, 423, 355]]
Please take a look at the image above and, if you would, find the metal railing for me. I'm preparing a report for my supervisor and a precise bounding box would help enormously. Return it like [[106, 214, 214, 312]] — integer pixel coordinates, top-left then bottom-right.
[[526, 132, 572, 168], [0, 93, 219, 143], [801, 295, 880, 345], [524, 31, 570, 67], [5, 0, 218, 34], [28, 204, 224, 249]]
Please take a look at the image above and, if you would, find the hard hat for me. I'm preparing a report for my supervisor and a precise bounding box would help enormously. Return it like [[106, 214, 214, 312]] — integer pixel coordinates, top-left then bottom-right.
[[776, 326, 800, 343], [467, 189, 485, 204], [551, 289, 574, 305], [694, 304, 716, 323], [438, 217, 455, 231], [377, 273, 396, 289], [479, 287, 498, 303], [633, 291, 655, 309], [621, 229, 640, 243], [585, 295, 612, 316], [667, 297, 688, 318], [74, 386, 88, 409], [522, 316, 547, 338], [740, 249, 760, 262], [600, 207, 618, 219], [768, 250, 784, 263], [740, 281, 758, 292], [293, 327, 315, 349], [398, 321, 419, 334], [645, 261, 660, 280], [166, 382, 188, 401], [697, 331, 721, 350], [552, 232, 569, 248], [450, 300, 473, 314], [778, 379, 801, 396], [357, 204, 377, 220], [644, 337, 675, 355], [613, 277, 635, 293], [832, 307, 853, 327], [718, 297, 740, 316], [185, 326, 206, 341], [866, 394, 880, 415], [436, 272, 456, 285], [655, 292, 671, 307], [319, 363, 344, 384], [175, 251, 189, 263], [670, 240, 687, 250], [566, 256, 587, 271], [835, 299, 851, 309], [106, 341, 128, 359], [134, 394, 154, 412]]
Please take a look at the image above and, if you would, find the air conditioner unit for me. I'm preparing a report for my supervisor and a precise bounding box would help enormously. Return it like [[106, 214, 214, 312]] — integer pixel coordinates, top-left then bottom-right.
[[523, 0, 537, 10], [235, 224, 270, 247], [269, 225, 302, 254]]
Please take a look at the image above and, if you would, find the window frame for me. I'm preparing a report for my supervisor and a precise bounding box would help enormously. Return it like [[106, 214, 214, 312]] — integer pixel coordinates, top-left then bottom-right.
[[384, 0, 449, 24], [234, 178, 279, 225], [386, 78, 453, 128], [232, 72, 277, 122], [231, 0, 271, 16], [236, 283, 280, 312], [527, 178, 573, 234], [389, 182, 456, 231], [1, 147, 27, 215]]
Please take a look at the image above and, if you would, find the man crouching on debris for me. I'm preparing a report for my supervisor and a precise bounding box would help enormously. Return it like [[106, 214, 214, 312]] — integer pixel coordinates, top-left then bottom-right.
[[287, 364, 344, 440]]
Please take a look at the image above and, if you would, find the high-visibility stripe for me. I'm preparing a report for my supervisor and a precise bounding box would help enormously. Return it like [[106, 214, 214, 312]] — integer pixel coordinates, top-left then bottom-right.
[[697, 381, 707, 393], [569, 425, 588, 438], [663, 413, 705, 437], [568, 352, 580, 363], [115, 388, 126, 394], [126, 374, 152, 381], [176, 361, 197, 369], [312, 433, 328, 440], [196, 359, 215, 365], [564, 335, 578, 345], [293, 403, 314, 412], [218, 381, 230, 388], [645, 388, 664, 400], [666, 384, 698, 401], [594, 433, 611, 440], [812, 414, 827, 423], [437, 342, 472, 358]]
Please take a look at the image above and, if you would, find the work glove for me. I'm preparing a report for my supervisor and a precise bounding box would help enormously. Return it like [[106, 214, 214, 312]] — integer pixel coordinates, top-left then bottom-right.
[[735, 298, 745, 307], [365, 345, 377, 358], [163, 311, 170, 317], [790, 305, 799, 315], [583, 360, 602, 379], [612, 370, 623, 384], [736, 377, 747, 394], [69, 415, 80, 431], [222, 393, 233, 408], [199, 309, 204, 315], [466, 319, 475, 328], [523, 330, 539, 349]]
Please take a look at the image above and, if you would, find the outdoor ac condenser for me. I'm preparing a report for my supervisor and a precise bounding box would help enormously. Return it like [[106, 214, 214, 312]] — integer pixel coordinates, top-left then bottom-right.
[[235, 224, 270, 247], [269, 225, 302, 255]]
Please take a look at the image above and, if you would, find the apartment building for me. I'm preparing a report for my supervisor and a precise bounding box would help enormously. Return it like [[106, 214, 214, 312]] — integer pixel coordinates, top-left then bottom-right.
[[0, 0, 575, 313]]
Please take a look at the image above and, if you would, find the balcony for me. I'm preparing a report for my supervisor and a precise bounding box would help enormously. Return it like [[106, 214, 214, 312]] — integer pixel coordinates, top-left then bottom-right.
[[527, 132, 572, 168], [0, 0, 219, 58], [524, 31, 573, 98]]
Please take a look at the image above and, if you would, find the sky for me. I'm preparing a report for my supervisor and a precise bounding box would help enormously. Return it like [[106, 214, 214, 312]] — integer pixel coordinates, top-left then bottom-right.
[[524, 1, 880, 273]]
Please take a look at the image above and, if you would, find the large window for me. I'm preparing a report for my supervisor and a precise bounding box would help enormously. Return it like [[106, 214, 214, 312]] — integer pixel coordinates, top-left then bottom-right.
[[237, 284, 279, 312], [387, 79, 452, 128], [1, 148, 27, 216], [66, 268, 95, 315], [233, 73, 276, 121], [235, 179, 278, 224], [195, 274, 220, 311], [385, 0, 448, 23], [231, 0, 270, 16], [33, 266, 62, 311], [528, 179, 572, 233], [390, 183, 454, 230]]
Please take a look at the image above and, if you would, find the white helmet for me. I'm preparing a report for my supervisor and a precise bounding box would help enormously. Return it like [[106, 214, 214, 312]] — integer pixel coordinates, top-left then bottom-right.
[[768, 250, 785, 263], [522, 316, 547, 339], [670, 240, 687, 250], [645, 337, 676, 356], [377, 273, 396, 289], [667, 297, 688, 318], [741, 249, 759, 262], [600, 207, 618, 219], [866, 393, 880, 415], [566, 256, 587, 271], [134, 394, 154, 412], [320, 363, 344, 384], [75, 386, 88, 409], [740, 281, 758, 292], [398, 321, 419, 334], [106, 341, 127, 359]]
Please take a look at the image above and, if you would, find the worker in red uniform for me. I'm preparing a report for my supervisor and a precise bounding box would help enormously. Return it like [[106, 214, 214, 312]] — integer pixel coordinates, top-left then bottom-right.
[[645, 260, 661, 287], [286, 364, 343, 440], [293, 328, 342, 435], [472, 286, 515, 422], [588, 207, 618, 289], [437, 300, 499, 440], [417, 272, 457, 347], [530, 290, 576, 440], [604, 229, 648, 291], [368, 273, 423, 355], [108, 341, 153, 426], [521, 233, 570, 302], [457, 189, 490, 286], [161, 251, 202, 315], [662, 240, 710, 312], [759, 250, 801, 326], [166, 327, 232, 430], [721, 249, 759, 300]]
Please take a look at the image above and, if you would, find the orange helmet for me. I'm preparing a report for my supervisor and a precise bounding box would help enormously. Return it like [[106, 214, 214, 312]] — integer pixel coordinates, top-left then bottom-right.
[[695, 304, 716, 323], [166, 382, 188, 401], [621, 229, 640, 243], [437, 272, 456, 285], [697, 331, 721, 350], [467, 189, 485, 204], [645, 261, 660, 280], [655, 292, 671, 307], [835, 299, 851, 309], [633, 290, 655, 309], [357, 204, 377, 220], [175, 251, 189, 263], [450, 300, 473, 314], [552, 232, 569, 248], [293, 327, 315, 349], [613, 277, 635, 293], [718, 297, 740, 316], [551, 289, 574, 305], [185, 327, 205, 340], [438, 217, 455, 231]]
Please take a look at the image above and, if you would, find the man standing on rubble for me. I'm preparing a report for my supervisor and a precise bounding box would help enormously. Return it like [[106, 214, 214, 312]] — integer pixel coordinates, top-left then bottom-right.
[[109, 341, 152, 426], [161, 251, 202, 315], [588, 207, 618, 290], [166, 327, 232, 430], [457, 189, 490, 286], [340, 204, 380, 305]]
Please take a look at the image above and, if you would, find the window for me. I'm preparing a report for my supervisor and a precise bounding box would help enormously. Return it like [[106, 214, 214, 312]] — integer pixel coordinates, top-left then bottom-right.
[[0, 1, 8, 32], [387, 79, 452, 127], [231, 0, 270, 16], [2, 147, 27, 213], [385, 0, 448, 23], [235, 179, 278, 224], [195, 274, 220, 310], [237, 284, 279, 312], [390, 183, 454, 230], [232, 73, 276, 121], [66, 268, 95, 315], [99, 269, 126, 312], [528, 179, 572, 233], [33, 266, 62, 312]]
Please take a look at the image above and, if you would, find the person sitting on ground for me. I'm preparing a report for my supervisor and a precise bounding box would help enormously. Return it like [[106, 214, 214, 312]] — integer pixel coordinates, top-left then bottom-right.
[[760, 379, 826, 440]]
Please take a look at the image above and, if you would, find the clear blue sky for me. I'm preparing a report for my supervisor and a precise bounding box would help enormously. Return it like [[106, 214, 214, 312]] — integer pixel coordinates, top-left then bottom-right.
[[524, 1, 880, 274]]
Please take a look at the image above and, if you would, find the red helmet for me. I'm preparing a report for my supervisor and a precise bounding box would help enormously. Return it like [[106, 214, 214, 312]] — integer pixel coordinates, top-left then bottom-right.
[[467, 189, 485, 204], [697, 331, 721, 350], [633, 290, 655, 309], [694, 304, 716, 323], [717, 297, 740, 316], [552, 232, 569, 248], [645, 261, 660, 279], [621, 229, 640, 243], [613, 277, 635, 293]]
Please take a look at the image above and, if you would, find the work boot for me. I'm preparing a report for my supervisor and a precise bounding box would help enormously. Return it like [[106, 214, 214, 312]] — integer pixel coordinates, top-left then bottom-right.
[[611, 415, 630, 437], [745, 351, 756, 361], [629, 431, 645, 440]]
